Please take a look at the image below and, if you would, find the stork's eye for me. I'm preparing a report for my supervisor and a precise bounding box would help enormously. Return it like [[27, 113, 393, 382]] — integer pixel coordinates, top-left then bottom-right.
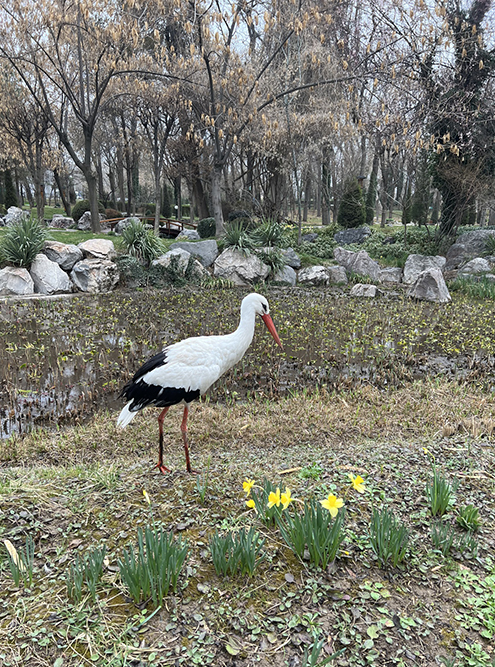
[[262, 303, 268, 313]]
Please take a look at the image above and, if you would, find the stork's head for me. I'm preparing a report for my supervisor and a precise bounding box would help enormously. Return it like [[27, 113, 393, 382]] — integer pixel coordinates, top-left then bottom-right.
[[242, 293, 283, 349]]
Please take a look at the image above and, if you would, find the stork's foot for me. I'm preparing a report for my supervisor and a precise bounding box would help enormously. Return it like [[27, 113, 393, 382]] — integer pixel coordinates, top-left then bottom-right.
[[155, 462, 171, 474]]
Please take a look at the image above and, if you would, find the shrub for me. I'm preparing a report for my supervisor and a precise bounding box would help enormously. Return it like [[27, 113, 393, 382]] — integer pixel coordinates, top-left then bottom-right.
[[71, 199, 105, 222], [337, 179, 366, 229], [197, 217, 216, 238], [120, 219, 163, 267], [104, 208, 123, 220], [0, 217, 48, 267]]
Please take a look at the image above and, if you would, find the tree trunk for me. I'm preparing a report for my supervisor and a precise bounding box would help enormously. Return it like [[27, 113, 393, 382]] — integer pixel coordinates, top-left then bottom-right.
[[53, 168, 71, 216], [116, 147, 125, 210], [86, 170, 101, 233], [154, 165, 161, 235], [211, 165, 225, 237]]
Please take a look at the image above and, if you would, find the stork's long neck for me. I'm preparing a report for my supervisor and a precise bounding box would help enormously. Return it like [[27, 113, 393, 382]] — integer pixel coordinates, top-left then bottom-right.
[[219, 303, 257, 372]]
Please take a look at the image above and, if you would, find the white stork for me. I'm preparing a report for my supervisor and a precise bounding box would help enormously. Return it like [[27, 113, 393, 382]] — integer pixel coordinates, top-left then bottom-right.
[[117, 293, 283, 473]]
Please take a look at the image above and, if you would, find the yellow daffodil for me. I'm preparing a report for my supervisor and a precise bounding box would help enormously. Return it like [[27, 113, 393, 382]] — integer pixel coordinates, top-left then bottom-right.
[[243, 478, 255, 496], [281, 487, 293, 510], [348, 474, 366, 493], [142, 489, 151, 505], [246, 499, 256, 509], [267, 487, 281, 508], [320, 494, 344, 518]]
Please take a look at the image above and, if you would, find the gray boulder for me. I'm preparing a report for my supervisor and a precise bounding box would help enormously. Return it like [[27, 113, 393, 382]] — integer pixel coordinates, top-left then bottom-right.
[[176, 229, 201, 241], [49, 215, 75, 229], [297, 266, 330, 286], [327, 265, 348, 284], [43, 240, 83, 271], [333, 247, 381, 281], [70, 259, 119, 293], [445, 229, 495, 269], [301, 232, 318, 243], [350, 283, 377, 298], [281, 247, 301, 269], [403, 254, 446, 285], [459, 257, 492, 276], [379, 267, 403, 283], [77, 211, 105, 230], [334, 226, 372, 246], [272, 265, 297, 286], [407, 269, 451, 303], [5, 207, 29, 226], [0, 266, 34, 295], [170, 240, 218, 267], [78, 238, 116, 260], [30, 253, 73, 294], [213, 248, 269, 286], [152, 248, 208, 280]]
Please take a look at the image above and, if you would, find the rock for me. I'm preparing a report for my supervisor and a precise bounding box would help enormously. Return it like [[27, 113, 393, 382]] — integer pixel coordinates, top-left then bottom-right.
[[445, 229, 495, 269], [78, 238, 116, 260], [334, 226, 372, 246], [77, 211, 105, 230], [213, 248, 270, 286], [30, 253, 73, 294], [301, 232, 318, 243], [327, 265, 348, 284], [43, 240, 83, 271], [281, 247, 301, 269], [350, 283, 377, 297], [4, 207, 30, 226], [272, 265, 296, 286], [0, 266, 34, 295], [176, 229, 201, 241], [170, 240, 218, 267], [333, 247, 381, 281], [297, 266, 329, 286], [379, 267, 403, 283], [152, 248, 208, 280], [49, 215, 75, 229], [407, 269, 451, 303], [403, 254, 446, 285], [70, 259, 119, 293], [459, 257, 492, 275]]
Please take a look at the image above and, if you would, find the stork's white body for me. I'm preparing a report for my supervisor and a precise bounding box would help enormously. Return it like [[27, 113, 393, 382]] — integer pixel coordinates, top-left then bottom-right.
[[116, 293, 282, 473]]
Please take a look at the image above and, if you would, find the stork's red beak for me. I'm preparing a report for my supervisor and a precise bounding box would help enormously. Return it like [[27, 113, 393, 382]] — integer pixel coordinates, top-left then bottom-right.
[[261, 313, 283, 349]]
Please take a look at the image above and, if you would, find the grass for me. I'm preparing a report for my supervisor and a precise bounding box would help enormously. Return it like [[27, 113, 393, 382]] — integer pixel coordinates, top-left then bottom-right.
[[0, 379, 494, 666], [0, 286, 495, 665]]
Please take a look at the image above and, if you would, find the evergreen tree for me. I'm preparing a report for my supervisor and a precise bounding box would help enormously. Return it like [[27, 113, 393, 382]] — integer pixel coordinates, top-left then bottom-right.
[[161, 182, 172, 218], [402, 182, 413, 226], [4, 169, 18, 209], [337, 179, 366, 229]]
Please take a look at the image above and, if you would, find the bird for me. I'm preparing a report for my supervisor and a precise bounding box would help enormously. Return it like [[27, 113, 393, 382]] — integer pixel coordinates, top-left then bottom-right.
[[117, 292, 283, 473]]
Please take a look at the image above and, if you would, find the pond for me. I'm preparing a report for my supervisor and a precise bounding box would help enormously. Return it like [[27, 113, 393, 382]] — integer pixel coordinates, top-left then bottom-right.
[[1, 286, 495, 438]]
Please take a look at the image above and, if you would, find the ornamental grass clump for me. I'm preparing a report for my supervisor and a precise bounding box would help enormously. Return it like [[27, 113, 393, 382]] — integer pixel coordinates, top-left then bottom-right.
[[209, 527, 265, 577], [120, 218, 163, 267], [66, 545, 106, 603], [277, 497, 345, 569], [369, 508, 409, 567], [118, 525, 188, 607], [427, 466, 458, 517], [456, 504, 481, 532], [0, 217, 47, 267], [4, 536, 35, 588]]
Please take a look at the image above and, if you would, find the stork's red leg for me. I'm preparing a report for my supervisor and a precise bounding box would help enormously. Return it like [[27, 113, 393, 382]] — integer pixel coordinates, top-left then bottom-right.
[[180, 405, 197, 474], [156, 407, 171, 474]]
